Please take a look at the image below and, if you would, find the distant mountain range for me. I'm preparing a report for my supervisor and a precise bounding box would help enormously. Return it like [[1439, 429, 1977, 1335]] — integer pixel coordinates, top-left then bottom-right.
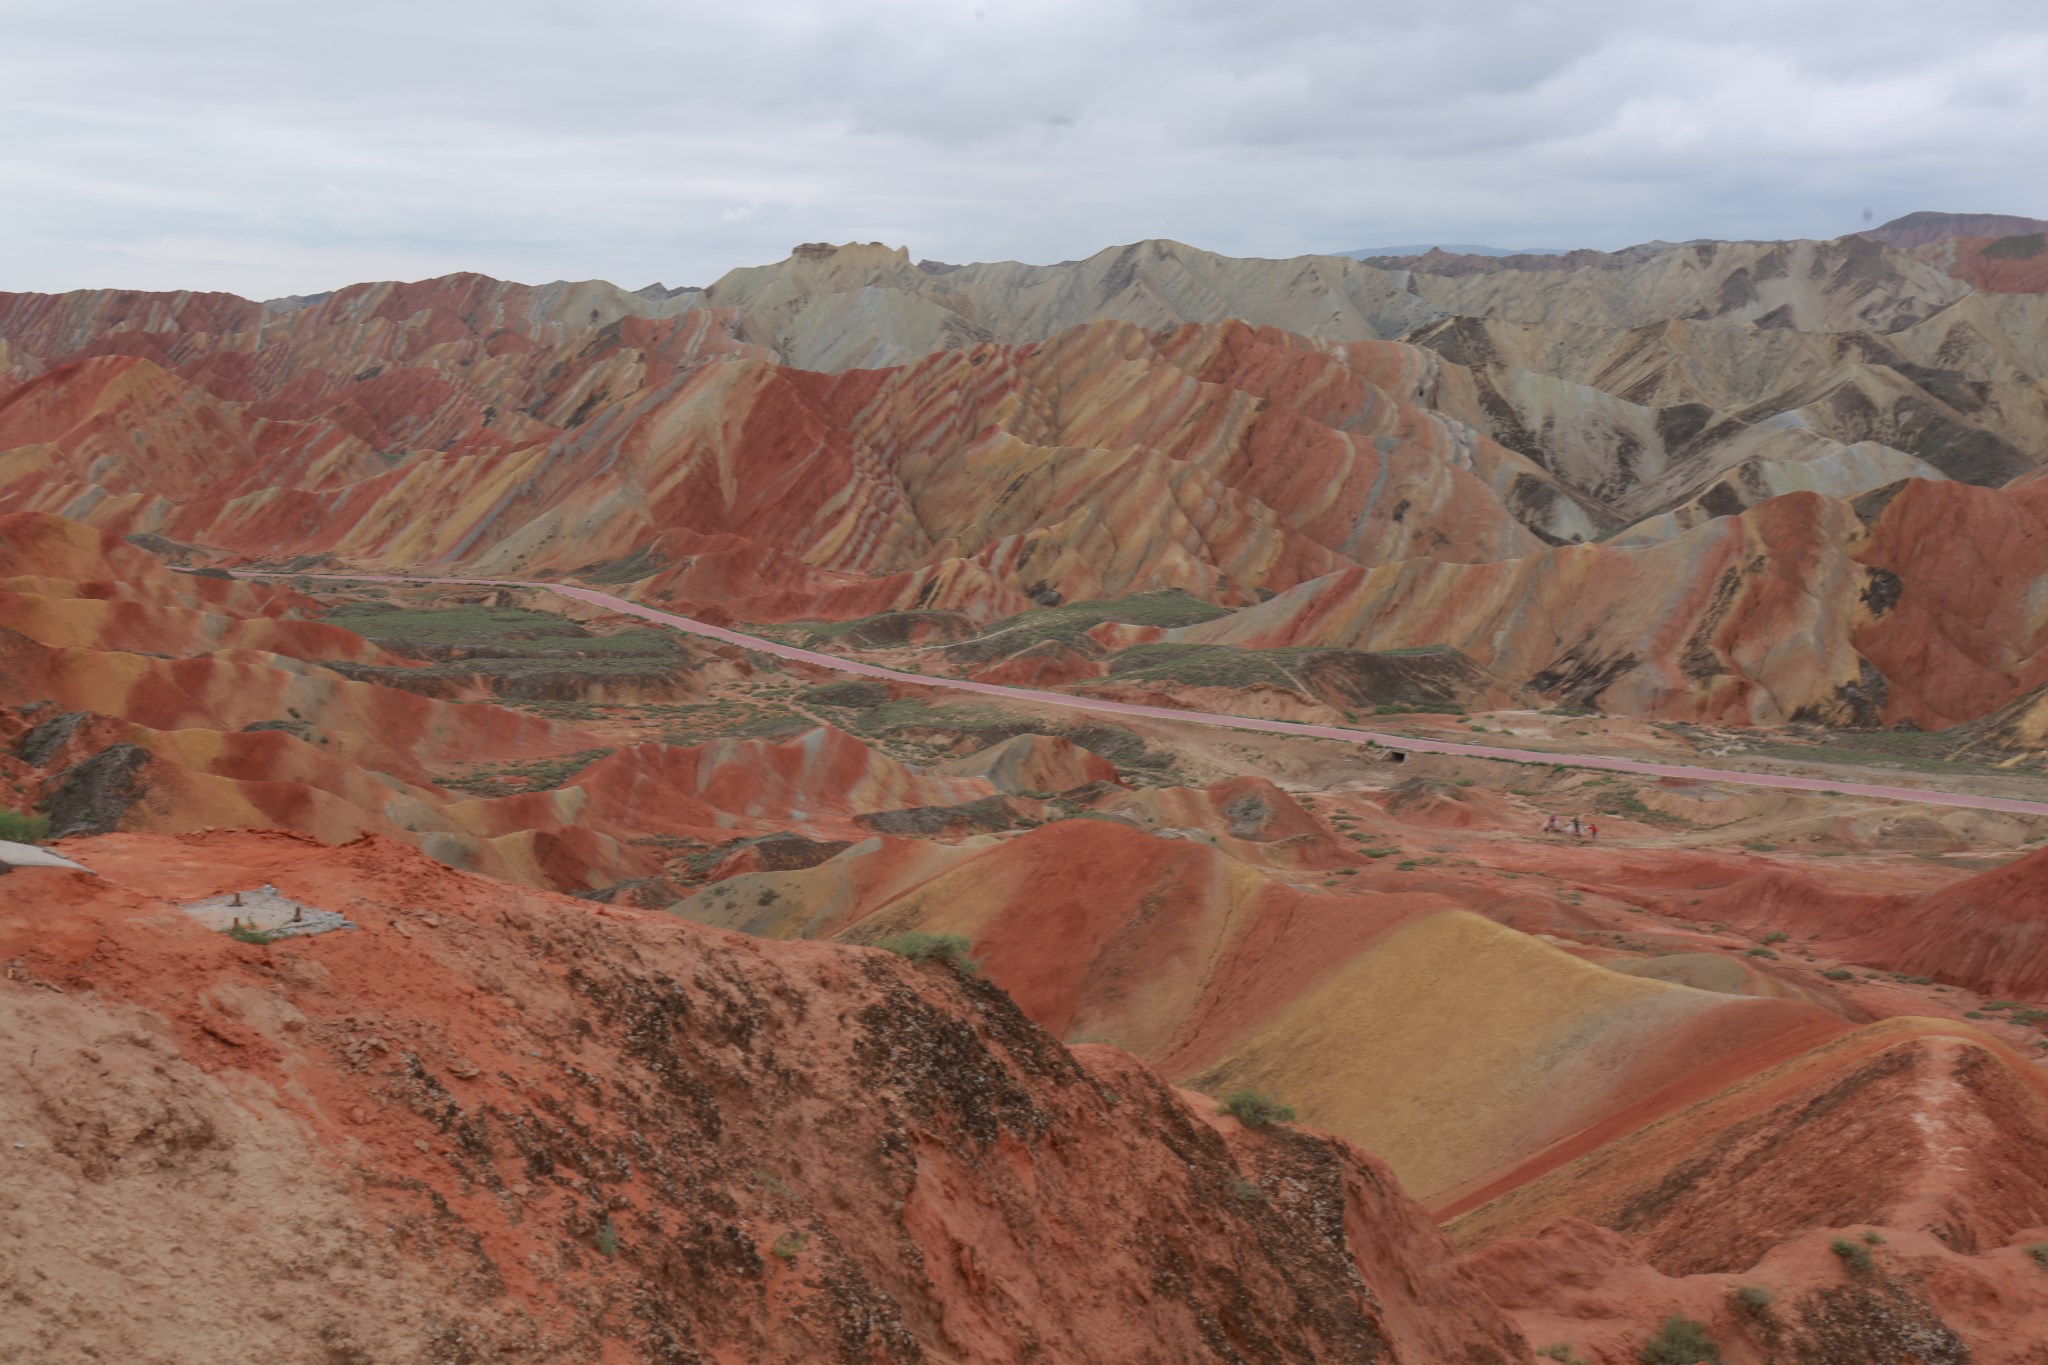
[[1344, 211, 2048, 264], [1340, 244, 1568, 259]]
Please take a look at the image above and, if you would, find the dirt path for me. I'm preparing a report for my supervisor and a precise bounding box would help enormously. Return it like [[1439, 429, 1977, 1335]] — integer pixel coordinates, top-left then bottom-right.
[[246, 571, 2048, 820]]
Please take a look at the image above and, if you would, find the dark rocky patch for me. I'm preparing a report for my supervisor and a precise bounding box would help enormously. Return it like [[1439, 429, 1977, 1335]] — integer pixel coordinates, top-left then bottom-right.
[[15, 710, 92, 767], [1526, 646, 1639, 711], [856, 796, 1020, 837], [1850, 480, 1913, 528], [42, 743, 152, 837], [1860, 567, 1904, 617], [1296, 646, 1514, 712], [1792, 1281, 1969, 1365]]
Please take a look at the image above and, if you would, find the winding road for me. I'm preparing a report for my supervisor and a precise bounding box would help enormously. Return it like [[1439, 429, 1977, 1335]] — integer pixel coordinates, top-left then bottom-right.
[[248, 570, 2048, 820]]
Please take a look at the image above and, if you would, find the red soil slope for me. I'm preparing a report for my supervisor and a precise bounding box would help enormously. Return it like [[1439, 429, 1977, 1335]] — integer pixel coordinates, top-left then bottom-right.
[[677, 816, 1854, 1202], [1447, 1017, 2048, 1268], [1638, 848, 2048, 1001], [453, 727, 1001, 846], [1844, 846, 2048, 998], [0, 830, 1527, 1363], [0, 510, 387, 664], [1939, 236, 2048, 294], [1467, 1213, 2048, 1365], [1450, 1012, 2048, 1362]]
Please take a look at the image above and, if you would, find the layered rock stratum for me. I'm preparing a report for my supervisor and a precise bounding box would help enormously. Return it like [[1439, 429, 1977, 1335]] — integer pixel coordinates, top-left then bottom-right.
[[6, 225, 2047, 736]]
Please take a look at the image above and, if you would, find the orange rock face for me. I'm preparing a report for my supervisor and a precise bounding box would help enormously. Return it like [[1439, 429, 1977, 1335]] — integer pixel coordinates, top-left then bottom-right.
[[0, 830, 1528, 1363]]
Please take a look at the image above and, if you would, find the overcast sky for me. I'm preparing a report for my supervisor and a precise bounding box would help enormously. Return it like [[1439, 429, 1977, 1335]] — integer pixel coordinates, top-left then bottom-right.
[[4, 0, 2046, 297]]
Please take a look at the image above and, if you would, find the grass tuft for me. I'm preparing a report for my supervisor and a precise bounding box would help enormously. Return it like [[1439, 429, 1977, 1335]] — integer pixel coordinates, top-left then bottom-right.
[[1219, 1089, 1296, 1129], [1731, 1285, 1775, 1317], [1638, 1315, 1721, 1364], [0, 809, 51, 844], [874, 931, 981, 975]]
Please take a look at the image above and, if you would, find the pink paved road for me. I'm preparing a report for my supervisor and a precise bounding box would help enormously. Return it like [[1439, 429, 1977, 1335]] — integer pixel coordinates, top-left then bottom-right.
[[247, 570, 2048, 820]]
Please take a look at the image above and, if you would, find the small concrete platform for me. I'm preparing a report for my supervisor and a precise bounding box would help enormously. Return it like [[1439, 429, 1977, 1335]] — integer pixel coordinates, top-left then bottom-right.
[[179, 884, 356, 939]]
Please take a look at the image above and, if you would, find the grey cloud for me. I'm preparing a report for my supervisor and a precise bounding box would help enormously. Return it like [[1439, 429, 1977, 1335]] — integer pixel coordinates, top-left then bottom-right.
[[2, 0, 2045, 295]]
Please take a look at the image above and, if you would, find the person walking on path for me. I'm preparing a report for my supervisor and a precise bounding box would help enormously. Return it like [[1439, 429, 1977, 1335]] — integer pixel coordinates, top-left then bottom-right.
[[1545, 813, 1559, 835], [1570, 815, 1582, 840], [1587, 820, 1598, 843]]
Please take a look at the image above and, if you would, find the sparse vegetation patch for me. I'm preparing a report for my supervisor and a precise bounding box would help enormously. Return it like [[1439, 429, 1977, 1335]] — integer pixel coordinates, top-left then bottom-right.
[[1638, 1315, 1720, 1364], [0, 809, 51, 844], [875, 931, 982, 975], [1219, 1089, 1296, 1129]]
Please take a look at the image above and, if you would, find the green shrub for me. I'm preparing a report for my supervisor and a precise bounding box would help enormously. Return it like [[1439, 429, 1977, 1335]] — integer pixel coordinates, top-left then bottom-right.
[[1638, 1315, 1720, 1363], [1831, 1237, 1873, 1273], [594, 1215, 619, 1257], [800, 679, 892, 710], [1224, 1176, 1265, 1202], [875, 931, 980, 975], [1862, 1229, 1884, 1244], [1638, 1315, 1721, 1364], [1820, 969, 1854, 981], [0, 809, 50, 844], [2026, 1243, 2048, 1270], [1746, 948, 1778, 959], [1762, 931, 1790, 944], [1537, 1346, 1588, 1364], [223, 924, 276, 945], [771, 1230, 808, 1261], [1219, 1089, 1296, 1129], [1731, 1284, 1775, 1317]]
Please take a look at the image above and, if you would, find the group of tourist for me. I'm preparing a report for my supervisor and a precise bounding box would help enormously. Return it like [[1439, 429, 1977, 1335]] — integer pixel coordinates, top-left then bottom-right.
[[1543, 812, 1598, 842]]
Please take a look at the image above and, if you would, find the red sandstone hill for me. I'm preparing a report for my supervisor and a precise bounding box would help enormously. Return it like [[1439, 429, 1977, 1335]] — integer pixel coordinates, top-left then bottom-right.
[[0, 316, 1582, 619], [1172, 479, 2048, 730], [1, 239, 2045, 741], [1635, 847, 2048, 1002], [0, 513, 1041, 891], [1862, 211, 2048, 251], [1912, 233, 2048, 295], [0, 829, 1527, 1363]]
